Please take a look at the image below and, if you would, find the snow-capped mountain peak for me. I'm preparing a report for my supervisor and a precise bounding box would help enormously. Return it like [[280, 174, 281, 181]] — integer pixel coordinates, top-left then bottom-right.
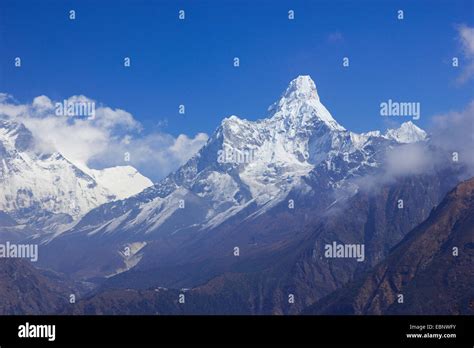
[[41, 75, 432, 278], [85, 166, 153, 200], [282, 75, 320, 101], [269, 75, 345, 132], [0, 118, 152, 229], [182, 76, 429, 213], [385, 121, 427, 143]]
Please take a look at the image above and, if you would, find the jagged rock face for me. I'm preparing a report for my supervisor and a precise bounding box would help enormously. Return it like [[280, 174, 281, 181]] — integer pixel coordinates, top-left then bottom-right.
[[305, 177, 474, 315], [0, 118, 152, 233]]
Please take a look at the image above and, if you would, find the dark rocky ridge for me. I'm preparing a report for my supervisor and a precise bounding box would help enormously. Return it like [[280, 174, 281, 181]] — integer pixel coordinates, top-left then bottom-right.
[[0, 259, 72, 314], [304, 176, 474, 315]]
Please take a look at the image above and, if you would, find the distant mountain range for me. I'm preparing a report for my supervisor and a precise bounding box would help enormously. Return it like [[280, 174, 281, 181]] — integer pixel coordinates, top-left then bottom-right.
[[0, 76, 471, 315], [0, 118, 152, 239], [59, 177, 473, 314], [37, 76, 431, 280], [1, 176, 470, 315]]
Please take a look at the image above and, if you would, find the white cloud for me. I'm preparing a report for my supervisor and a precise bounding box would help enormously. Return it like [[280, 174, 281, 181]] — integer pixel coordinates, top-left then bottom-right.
[[456, 24, 474, 83], [0, 93, 12, 103], [430, 100, 474, 170], [32, 95, 54, 110], [0, 94, 28, 117], [458, 24, 474, 55], [0, 94, 209, 182], [354, 101, 474, 192], [94, 106, 140, 130], [170, 133, 209, 163], [384, 143, 432, 177], [90, 131, 209, 181]]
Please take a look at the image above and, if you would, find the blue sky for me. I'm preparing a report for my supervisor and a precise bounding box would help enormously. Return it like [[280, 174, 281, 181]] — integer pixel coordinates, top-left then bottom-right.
[[0, 0, 473, 138]]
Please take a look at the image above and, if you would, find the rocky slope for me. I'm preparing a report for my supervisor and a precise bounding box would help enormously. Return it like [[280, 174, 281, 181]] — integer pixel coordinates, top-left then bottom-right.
[[0, 258, 80, 314], [64, 173, 462, 315], [304, 177, 474, 315]]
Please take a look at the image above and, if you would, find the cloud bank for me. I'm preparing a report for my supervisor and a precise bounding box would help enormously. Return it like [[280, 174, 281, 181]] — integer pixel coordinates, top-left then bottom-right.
[[0, 94, 208, 182], [355, 100, 474, 192]]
